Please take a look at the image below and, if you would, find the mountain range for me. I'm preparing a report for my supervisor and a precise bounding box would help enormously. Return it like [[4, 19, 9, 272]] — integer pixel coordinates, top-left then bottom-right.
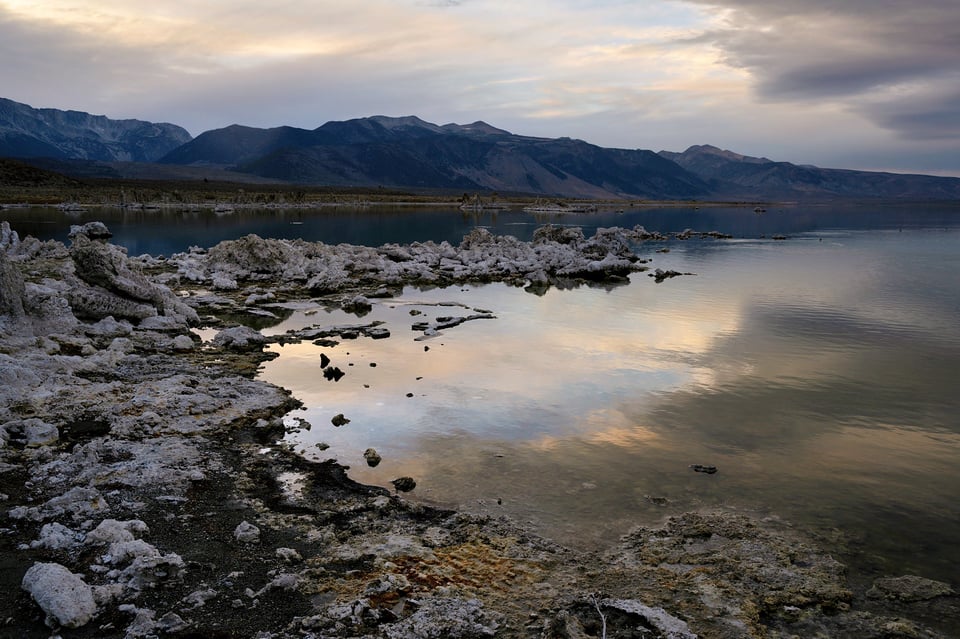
[[2, 97, 959, 200]]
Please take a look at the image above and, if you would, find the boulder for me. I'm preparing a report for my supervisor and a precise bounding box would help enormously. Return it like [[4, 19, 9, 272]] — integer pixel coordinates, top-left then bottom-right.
[[22, 562, 97, 629], [212, 325, 266, 350]]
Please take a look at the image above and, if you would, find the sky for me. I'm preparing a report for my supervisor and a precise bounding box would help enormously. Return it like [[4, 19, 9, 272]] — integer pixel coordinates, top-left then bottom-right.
[[1, 0, 958, 176]]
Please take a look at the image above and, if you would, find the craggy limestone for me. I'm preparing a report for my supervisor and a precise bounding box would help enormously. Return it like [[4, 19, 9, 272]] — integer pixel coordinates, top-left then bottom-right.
[[1, 221, 956, 638]]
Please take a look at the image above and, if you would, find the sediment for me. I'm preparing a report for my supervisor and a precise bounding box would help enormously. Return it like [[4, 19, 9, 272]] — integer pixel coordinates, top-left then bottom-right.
[[1, 220, 955, 638]]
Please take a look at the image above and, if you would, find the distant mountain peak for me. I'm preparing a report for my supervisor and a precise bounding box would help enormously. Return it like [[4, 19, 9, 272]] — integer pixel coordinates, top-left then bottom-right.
[[441, 120, 511, 136], [367, 115, 443, 132], [364, 115, 511, 137], [679, 144, 772, 165]]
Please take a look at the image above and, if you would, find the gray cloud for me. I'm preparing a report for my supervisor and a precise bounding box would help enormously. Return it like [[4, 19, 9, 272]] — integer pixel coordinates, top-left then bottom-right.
[[683, 0, 960, 138]]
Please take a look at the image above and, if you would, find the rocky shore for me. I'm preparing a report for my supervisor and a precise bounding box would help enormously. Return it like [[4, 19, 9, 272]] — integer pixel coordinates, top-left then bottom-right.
[[1, 221, 956, 638]]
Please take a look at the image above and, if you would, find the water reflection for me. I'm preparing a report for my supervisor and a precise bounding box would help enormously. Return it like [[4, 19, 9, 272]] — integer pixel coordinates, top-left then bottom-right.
[[254, 226, 960, 586]]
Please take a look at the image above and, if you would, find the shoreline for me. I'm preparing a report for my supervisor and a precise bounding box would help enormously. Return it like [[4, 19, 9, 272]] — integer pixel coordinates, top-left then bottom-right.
[[1, 220, 956, 637]]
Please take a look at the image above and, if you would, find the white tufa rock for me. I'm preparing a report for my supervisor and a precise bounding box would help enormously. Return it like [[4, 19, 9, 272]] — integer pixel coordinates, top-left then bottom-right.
[[22, 562, 98, 629], [213, 325, 267, 350], [234, 520, 261, 543], [30, 522, 83, 551], [275, 547, 303, 563], [85, 519, 149, 546]]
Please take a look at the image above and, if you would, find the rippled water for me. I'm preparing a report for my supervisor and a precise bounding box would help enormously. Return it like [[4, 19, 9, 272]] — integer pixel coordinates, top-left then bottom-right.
[[253, 215, 960, 589]]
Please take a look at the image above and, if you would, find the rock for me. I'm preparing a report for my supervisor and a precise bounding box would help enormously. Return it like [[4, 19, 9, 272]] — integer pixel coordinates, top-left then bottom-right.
[[69, 221, 112, 240], [391, 477, 417, 493], [364, 448, 382, 467], [319, 352, 331, 368], [650, 268, 687, 283], [157, 611, 190, 633], [183, 588, 218, 607], [22, 562, 98, 629], [331, 413, 350, 427], [169, 225, 658, 298], [383, 597, 500, 638], [366, 326, 391, 339], [85, 519, 150, 546], [120, 605, 158, 638], [867, 575, 955, 602], [254, 573, 300, 597], [323, 366, 345, 381], [30, 522, 82, 551], [66, 226, 198, 326], [600, 599, 697, 639], [0, 249, 26, 322], [234, 520, 261, 543], [275, 547, 303, 564], [2, 418, 59, 448], [364, 572, 410, 598], [342, 294, 372, 315], [689, 464, 718, 474], [171, 334, 195, 351], [212, 325, 266, 350]]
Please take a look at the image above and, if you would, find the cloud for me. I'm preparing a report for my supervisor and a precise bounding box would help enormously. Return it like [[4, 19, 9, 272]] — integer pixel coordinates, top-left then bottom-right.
[[681, 0, 960, 139], [1, 0, 957, 172]]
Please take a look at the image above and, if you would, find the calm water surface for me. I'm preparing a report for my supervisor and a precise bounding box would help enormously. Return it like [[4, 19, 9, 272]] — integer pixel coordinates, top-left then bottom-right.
[[7, 203, 959, 589], [4, 200, 958, 253], [256, 209, 960, 592]]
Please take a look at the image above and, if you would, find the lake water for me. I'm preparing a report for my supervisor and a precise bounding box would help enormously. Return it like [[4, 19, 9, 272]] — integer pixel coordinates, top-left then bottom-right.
[[5, 202, 960, 592]]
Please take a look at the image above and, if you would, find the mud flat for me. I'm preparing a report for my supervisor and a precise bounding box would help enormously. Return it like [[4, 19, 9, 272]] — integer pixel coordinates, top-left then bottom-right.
[[1, 220, 956, 638]]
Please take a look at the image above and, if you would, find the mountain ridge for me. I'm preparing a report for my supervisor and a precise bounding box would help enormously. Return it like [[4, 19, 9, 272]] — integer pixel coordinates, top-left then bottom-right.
[[659, 144, 960, 200], [0, 97, 191, 163], [2, 97, 959, 200]]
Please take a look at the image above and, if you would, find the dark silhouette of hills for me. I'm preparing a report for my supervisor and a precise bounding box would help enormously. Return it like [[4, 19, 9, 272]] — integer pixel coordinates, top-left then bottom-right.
[[0, 98, 191, 163], [2, 96, 959, 200], [0, 157, 83, 188], [160, 116, 709, 199], [660, 144, 960, 200]]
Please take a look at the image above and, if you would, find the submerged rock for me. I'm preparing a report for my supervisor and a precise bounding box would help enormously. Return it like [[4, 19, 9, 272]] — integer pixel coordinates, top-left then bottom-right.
[[391, 477, 417, 493], [689, 464, 718, 474], [364, 448, 382, 467]]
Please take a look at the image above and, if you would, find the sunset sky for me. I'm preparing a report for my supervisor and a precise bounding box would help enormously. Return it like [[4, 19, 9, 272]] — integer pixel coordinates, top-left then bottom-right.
[[2, 0, 958, 175]]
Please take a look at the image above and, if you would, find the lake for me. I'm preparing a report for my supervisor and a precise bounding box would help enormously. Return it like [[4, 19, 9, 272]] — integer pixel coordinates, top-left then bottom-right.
[[5, 202, 960, 591]]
